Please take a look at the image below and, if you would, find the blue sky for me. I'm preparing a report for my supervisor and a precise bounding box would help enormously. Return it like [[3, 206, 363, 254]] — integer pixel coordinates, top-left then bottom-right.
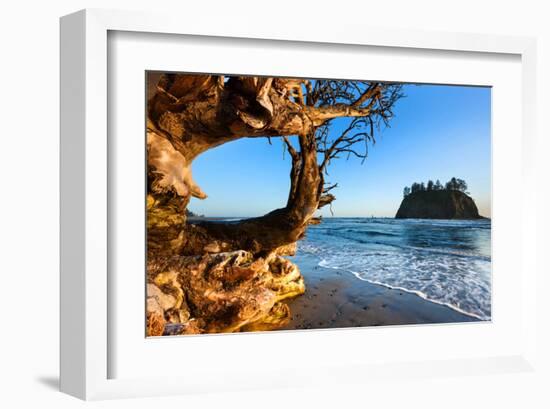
[[190, 83, 491, 218]]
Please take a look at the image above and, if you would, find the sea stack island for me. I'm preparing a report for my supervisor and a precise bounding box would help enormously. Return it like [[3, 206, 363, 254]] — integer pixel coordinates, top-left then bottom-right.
[[396, 177, 485, 219]]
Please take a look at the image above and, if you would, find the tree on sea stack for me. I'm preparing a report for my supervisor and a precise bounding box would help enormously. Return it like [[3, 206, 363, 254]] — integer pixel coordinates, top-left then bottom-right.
[[146, 74, 403, 335], [396, 177, 482, 220]]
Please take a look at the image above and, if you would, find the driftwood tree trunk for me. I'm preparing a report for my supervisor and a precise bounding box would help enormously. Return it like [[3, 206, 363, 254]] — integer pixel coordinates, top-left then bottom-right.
[[145, 73, 402, 335], [147, 75, 342, 256]]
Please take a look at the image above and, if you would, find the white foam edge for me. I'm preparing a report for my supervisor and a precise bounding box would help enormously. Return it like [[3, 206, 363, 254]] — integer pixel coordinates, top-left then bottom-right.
[[318, 259, 489, 321]]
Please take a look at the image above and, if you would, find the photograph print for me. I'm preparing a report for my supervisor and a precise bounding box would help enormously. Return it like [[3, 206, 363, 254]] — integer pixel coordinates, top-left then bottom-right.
[[146, 72, 491, 336]]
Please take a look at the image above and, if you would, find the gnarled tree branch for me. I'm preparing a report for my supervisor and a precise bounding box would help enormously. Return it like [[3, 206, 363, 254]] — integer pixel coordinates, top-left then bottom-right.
[[147, 73, 402, 255]]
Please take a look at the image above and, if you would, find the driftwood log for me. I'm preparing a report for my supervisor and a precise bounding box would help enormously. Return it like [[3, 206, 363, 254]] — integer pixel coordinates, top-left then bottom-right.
[[146, 73, 402, 335]]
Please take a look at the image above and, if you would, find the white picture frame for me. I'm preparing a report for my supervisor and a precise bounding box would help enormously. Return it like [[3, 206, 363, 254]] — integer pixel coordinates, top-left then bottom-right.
[[60, 8, 539, 400]]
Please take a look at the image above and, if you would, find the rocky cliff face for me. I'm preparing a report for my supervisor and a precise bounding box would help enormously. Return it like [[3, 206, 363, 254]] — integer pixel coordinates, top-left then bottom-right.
[[395, 190, 483, 219]]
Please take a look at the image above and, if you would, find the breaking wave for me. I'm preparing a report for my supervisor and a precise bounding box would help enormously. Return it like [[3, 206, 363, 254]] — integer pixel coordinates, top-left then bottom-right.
[[297, 218, 492, 320]]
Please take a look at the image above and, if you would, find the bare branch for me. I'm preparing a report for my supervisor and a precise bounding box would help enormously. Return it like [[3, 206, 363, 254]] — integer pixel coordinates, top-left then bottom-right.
[[352, 83, 381, 107], [282, 136, 299, 159]]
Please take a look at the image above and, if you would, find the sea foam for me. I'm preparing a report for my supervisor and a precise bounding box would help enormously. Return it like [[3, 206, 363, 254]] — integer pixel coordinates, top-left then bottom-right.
[[299, 218, 492, 320]]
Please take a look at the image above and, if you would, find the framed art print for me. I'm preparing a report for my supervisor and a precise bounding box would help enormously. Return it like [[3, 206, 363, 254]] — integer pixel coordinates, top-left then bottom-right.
[[60, 9, 539, 400], [144, 71, 491, 337]]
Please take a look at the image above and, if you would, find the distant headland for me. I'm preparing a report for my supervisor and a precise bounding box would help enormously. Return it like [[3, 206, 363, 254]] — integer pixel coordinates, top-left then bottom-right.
[[396, 178, 484, 219]]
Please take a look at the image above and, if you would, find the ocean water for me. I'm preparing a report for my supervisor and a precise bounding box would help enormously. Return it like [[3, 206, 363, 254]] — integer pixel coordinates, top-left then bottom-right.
[[296, 218, 492, 320]]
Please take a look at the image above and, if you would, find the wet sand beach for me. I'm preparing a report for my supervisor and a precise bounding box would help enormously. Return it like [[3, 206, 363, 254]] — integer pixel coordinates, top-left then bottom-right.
[[280, 256, 479, 331]]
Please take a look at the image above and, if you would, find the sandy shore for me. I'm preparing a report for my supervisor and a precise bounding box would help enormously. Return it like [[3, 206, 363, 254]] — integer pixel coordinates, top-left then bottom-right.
[[279, 255, 478, 331]]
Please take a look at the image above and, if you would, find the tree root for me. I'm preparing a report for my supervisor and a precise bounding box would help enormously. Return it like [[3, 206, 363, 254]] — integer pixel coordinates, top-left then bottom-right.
[[146, 250, 305, 336]]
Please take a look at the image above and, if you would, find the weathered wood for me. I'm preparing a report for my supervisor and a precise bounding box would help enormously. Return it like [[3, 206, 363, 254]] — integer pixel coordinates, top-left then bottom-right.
[[145, 73, 402, 334]]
